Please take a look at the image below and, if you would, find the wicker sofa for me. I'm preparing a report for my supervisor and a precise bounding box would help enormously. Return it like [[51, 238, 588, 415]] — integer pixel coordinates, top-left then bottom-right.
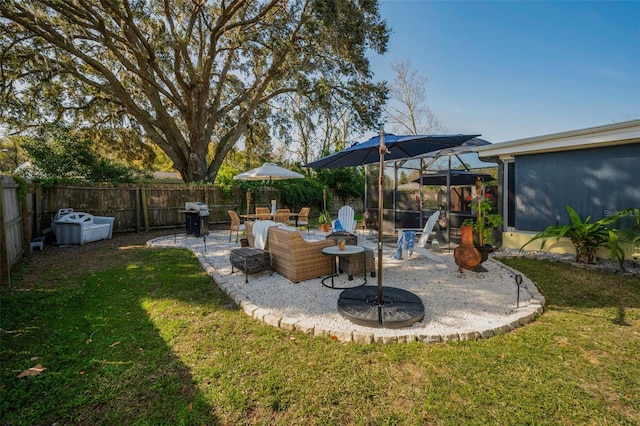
[[245, 221, 334, 283]]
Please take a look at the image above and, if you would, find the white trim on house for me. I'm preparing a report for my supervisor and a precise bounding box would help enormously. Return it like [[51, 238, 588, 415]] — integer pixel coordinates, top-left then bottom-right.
[[475, 119, 640, 160]]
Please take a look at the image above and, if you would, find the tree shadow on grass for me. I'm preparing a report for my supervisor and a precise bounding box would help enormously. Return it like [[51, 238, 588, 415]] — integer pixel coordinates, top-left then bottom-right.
[[1, 232, 226, 425]]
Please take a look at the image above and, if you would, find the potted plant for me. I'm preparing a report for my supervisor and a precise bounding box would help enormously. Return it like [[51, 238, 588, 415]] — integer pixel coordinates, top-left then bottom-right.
[[463, 190, 503, 262], [239, 229, 249, 247], [318, 211, 331, 233]]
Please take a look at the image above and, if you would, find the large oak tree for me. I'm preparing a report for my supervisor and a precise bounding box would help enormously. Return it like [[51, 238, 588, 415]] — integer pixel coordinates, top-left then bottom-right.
[[0, 0, 388, 182]]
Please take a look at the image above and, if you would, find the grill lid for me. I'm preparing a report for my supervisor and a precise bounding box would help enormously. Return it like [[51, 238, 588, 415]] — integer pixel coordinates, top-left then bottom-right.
[[185, 202, 208, 211]]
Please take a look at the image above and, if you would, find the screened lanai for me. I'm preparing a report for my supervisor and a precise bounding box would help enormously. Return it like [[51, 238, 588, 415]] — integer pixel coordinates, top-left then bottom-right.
[[363, 145, 499, 243]]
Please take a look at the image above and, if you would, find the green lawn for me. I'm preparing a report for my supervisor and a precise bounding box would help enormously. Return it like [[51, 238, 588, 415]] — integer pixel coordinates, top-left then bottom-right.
[[1, 245, 639, 425]]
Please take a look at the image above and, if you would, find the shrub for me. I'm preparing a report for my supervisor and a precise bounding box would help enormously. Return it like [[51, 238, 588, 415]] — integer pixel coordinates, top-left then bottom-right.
[[522, 206, 635, 268], [20, 126, 148, 184]]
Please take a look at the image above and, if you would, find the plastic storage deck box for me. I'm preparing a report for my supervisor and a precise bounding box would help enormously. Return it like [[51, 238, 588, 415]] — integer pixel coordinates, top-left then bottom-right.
[[55, 212, 115, 245]]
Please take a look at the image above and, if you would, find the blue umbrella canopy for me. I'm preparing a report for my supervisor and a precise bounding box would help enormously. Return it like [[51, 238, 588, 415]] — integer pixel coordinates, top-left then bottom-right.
[[413, 170, 495, 186], [303, 131, 484, 326], [304, 133, 480, 169]]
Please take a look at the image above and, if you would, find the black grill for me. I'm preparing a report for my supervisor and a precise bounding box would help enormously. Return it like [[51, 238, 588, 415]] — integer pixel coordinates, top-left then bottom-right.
[[182, 202, 209, 237]]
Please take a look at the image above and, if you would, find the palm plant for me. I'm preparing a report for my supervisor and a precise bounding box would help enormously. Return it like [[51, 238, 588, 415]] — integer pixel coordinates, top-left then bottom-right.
[[318, 211, 331, 225], [521, 206, 633, 267], [616, 208, 640, 259]]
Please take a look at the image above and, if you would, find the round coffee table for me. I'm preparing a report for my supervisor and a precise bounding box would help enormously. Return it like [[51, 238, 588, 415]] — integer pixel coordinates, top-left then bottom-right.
[[321, 245, 367, 289]]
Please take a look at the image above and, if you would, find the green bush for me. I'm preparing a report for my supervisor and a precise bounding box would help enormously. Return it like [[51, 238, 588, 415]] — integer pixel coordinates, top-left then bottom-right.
[[316, 167, 364, 201], [522, 206, 636, 268], [20, 126, 148, 184], [276, 178, 326, 211]]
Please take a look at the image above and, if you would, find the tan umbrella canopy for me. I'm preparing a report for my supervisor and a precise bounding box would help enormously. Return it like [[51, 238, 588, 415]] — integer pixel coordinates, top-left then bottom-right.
[[233, 163, 304, 181], [233, 163, 304, 215]]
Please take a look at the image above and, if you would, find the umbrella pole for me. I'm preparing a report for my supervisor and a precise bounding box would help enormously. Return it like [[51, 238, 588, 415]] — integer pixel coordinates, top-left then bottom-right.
[[447, 154, 452, 250], [377, 128, 386, 305]]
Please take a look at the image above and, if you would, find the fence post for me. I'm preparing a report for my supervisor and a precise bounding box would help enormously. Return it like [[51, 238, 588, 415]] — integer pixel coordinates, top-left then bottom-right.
[[140, 187, 149, 233], [135, 187, 141, 233], [0, 180, 10, 286], [35, 184, 43, 236]]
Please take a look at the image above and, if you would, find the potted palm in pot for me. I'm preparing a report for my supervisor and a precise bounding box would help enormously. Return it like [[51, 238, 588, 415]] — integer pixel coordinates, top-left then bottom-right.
[[463, 189, 503, 262], [239, 229, 249, 247], [318, 211, 331, 233]]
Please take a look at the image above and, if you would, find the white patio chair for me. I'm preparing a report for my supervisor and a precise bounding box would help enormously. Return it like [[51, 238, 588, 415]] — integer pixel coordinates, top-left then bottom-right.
[[412, 211, 445, 263], [332, 205, 356, 233]]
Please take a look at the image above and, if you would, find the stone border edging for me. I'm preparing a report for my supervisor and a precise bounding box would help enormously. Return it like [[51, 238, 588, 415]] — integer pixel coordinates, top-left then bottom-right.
[[148, 236, 545, 344]]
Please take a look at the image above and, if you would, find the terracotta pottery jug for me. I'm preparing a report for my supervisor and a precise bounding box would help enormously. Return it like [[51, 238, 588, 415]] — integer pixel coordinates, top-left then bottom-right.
[[454, 226, 482, 271]]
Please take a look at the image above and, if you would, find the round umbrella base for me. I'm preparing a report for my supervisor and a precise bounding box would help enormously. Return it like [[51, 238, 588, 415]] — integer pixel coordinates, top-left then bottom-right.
[[337, 286, 425, 329]]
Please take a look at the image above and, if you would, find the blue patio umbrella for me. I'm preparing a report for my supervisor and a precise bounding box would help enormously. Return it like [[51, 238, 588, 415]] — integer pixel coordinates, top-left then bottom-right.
[[413, 170, 494, 186], [304, 131, 479, 328], [304, 133, 480, 169]]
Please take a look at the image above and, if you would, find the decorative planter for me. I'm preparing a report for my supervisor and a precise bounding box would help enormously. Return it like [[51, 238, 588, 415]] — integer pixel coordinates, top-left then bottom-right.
[[321, 223, 331, 233], [454, 226, 482, 271], [475, 244, 493, 263], [240, 238, 249, 247]]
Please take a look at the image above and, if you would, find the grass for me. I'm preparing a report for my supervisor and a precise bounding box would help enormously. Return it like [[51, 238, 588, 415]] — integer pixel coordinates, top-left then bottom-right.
[[1, 242, 639, 425]]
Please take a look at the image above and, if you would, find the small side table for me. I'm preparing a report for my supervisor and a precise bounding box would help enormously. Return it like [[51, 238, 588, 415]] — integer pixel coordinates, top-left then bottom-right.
[[230, 247, 272, 283], [321, 245, 367, 289]]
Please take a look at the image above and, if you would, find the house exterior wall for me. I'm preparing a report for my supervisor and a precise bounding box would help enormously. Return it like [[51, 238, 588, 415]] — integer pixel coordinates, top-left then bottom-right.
[[514, 143, 640, 231], [477, 120, 640, 256]]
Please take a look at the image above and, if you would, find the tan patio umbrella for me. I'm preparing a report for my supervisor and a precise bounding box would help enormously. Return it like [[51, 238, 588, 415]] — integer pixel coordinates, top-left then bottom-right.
[[233, 162, 304, 181], [233, 163, 304, 214]]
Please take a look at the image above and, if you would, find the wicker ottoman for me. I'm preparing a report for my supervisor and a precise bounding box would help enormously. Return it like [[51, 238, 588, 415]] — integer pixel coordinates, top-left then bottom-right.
[[326, 231, 358, 246], [339, 247, 376, 281], [230, 247, 271, 283]]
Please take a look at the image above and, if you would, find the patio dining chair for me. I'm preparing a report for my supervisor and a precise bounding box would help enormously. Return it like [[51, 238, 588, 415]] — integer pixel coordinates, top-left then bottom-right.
[[274, 209, 290, 225], [296, 207, 310, 233], [227, 210, 246, 242], [255, 207, 271, 220]]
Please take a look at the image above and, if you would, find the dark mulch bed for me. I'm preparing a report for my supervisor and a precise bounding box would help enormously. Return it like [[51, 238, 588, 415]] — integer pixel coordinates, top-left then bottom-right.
[[13, 229, 176, 288]]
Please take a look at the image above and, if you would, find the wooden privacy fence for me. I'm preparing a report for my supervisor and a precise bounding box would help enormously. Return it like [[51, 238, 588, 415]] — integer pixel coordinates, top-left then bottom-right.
[[35, 184, 364, 235], [0, 176, 364, 285], [0, 176, 31, 284], [35, 184, 243, 234]]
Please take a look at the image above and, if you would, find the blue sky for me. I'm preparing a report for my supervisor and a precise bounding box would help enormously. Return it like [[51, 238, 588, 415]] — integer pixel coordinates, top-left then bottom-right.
[[368, 0, 640, 143]]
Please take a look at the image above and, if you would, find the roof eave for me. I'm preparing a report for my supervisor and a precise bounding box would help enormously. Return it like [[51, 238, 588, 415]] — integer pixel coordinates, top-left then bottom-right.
[[476, 119, 640, 159]]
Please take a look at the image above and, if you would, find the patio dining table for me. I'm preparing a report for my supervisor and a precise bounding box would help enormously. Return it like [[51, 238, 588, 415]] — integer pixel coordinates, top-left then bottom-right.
[[241, 212, 301, 226]]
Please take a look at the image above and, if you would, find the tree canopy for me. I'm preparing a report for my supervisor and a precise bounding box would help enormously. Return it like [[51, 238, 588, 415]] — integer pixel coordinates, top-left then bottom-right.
[[0, 0, 389, 182]]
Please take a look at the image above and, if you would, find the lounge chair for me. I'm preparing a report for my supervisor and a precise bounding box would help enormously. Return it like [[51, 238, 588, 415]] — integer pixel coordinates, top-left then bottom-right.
[[332, 205, 356, 233], [411, 211, 445, 263]]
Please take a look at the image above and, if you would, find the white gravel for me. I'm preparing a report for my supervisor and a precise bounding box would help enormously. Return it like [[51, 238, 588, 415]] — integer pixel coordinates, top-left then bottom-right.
[[148, 230, 545, 343]]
